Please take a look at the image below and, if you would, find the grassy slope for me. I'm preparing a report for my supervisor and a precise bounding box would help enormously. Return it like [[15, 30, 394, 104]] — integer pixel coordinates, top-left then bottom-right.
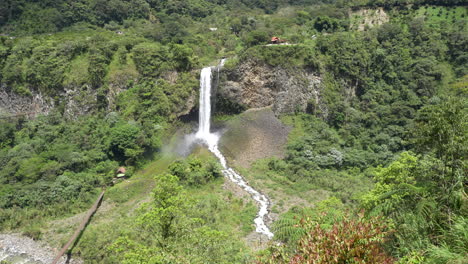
[[41, 154, 174, 258], [40, 146, 257, 262]]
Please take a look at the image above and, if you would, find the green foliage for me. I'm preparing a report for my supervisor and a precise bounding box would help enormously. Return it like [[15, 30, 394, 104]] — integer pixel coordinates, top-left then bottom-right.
[[242, 45, 312, 67], [110, 172, 251, 263], [242, 17, 466, 258], [170, 44, 199, 71], [0, 113, 142, 231], [313, 16, 348, 32], [0, 25, 203, 237], [260, 212, 394, 264], [132, 42, 198, 78], [168, 155, 222, 186], [0, 33, 123, 94], [152, 0, 215, 19], [273, 197, 345, 244], [138, 173, 187, 241], [0, 120, 15, 149], [361, 100, 467, 261], [88, 42, 116, 88], [25, 41, 83, 92], [361, 152, 421, 211], [0, 2, 466, 263], [244, 30, 270, 47], [132, 42, 172, 78], [355, 0, 468, 8], [413, 96, 467, 175], [275, 114, 387, 197], [426, 216, 468, 264], [109, 122, 144, 164], [361, 152, 434, 255]]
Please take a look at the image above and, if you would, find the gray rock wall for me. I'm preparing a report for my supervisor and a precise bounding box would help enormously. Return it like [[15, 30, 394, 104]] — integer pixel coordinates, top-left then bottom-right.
[[0, 84, 99, 119], [219, 59, 326, 116], [0, 85, 54, 118]]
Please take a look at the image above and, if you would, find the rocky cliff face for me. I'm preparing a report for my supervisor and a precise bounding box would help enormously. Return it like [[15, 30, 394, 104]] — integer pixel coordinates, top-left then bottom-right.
[[1, 59, 322, 120], [0, 70, 196, 119], [0, 84, 101, 119], [218, 59, 325, 116], [0, 85, 54, 118], [350, 8, 389, 31]]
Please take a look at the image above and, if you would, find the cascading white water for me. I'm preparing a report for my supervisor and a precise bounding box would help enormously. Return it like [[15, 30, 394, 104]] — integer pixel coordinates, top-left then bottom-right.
[[196, 67, 212, 138], [195, 61, 274, 239]]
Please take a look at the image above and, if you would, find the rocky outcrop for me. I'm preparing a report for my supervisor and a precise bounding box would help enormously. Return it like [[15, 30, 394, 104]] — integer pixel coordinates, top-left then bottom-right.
[[0, 84, 100, 119], [350, 8, 389, 31], [0, 70, 196, 119], [61, 84, 99, 118], [0, 85, 54, 118], [219, 59, 325, 116]]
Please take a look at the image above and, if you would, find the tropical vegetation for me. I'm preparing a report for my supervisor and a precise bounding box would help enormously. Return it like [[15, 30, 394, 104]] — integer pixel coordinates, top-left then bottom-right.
[[0, 0, 466, 263]]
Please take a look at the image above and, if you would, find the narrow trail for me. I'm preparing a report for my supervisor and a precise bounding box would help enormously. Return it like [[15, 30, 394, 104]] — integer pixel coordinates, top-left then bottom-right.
[[194, 60, 274, 239]]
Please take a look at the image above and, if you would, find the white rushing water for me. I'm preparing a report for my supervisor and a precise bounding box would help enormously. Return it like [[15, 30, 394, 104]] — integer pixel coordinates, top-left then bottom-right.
[[195, 61, 274, 239]]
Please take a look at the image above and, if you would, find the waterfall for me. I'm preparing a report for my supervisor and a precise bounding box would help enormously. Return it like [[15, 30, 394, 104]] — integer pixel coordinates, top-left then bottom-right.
[[196, 67, 212, 138], [195, 60, 274, 239]]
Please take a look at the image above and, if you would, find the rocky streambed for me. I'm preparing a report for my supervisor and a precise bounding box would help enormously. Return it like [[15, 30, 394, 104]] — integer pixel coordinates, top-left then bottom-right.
[[0, 234, 82, 264]]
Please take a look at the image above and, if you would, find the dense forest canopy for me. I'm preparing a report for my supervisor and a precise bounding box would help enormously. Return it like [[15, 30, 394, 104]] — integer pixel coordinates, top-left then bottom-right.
[[0, 0, 466, 263], [0, 0, 464, 34], [0, 0, 340, 33]]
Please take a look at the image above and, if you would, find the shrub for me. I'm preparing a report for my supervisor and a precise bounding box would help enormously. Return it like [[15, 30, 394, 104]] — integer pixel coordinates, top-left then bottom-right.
[[241, 45, 311, 67], [259, 212, 394, 264], [168, 156, 222, 186], [244, 30, 270, 47]]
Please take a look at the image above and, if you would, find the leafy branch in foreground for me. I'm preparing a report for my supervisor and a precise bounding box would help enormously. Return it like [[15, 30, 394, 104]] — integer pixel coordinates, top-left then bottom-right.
[[259, 212, 394, 264]]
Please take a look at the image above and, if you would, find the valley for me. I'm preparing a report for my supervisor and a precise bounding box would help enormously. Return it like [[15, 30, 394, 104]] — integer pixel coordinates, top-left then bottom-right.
[[0, 0, 466, 263]]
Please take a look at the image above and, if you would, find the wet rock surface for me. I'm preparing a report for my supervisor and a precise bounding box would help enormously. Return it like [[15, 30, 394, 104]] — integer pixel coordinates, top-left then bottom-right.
[[219, 107, 290, 168]]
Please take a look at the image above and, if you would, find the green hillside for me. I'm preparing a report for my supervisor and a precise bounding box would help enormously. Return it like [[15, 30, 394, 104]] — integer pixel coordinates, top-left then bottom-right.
[[0, 0, 466, 263]]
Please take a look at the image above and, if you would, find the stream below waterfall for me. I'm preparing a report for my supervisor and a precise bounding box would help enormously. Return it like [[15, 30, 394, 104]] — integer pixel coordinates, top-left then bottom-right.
[[194, 61, 274, 239]]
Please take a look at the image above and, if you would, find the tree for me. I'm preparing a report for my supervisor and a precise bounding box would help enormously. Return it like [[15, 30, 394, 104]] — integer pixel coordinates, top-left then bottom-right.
[[132, 42, 172, 78], [111, 173, 246, 263], [0, 120, 15, 149], [138, 173, 187, 242], [109, 122, 144, 164], [244, 30, 269, 47], [413, 96, 467, 197], [313, 16, 343, 33], [169, 44, 198, 71], [361, 152, 422, 213], [88, 41, 117, 88], [168, 156, 221, 186]]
